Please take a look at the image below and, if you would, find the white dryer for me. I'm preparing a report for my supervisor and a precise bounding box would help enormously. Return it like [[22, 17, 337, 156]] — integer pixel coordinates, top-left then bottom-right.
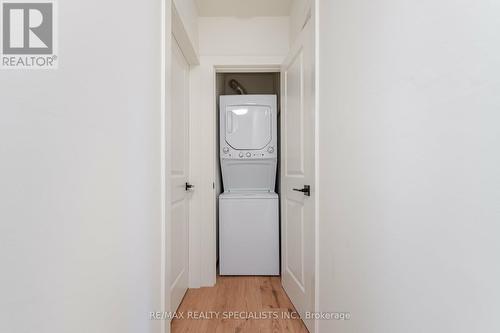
[[219, 95, 279, 276]]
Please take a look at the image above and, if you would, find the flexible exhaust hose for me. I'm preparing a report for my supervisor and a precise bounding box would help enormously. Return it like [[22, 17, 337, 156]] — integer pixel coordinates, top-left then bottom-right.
[[228, 79, 247, 95]]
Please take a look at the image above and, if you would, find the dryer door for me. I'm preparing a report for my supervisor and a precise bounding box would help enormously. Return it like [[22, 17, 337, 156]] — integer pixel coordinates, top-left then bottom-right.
[[225, 105, 272, 150]]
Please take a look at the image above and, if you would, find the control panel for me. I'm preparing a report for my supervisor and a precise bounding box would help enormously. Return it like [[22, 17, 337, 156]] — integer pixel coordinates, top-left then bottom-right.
[[221, 145, 276, 160]]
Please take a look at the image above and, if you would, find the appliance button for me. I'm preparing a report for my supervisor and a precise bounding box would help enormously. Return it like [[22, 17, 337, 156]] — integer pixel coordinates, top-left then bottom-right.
[[246, 152, 251, 157], [239, 153, 244, 158], [268, 146, 275, 153], [223, 147, 229, 153]]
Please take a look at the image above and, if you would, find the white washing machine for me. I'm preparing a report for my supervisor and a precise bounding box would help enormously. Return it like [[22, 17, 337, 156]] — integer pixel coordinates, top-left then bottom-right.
[[219, 95, 279, 276]]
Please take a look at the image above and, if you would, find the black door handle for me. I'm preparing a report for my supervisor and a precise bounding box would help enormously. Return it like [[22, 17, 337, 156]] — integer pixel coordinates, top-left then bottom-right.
[[293, 185, 311, 196], [185, 182, 194, 191]]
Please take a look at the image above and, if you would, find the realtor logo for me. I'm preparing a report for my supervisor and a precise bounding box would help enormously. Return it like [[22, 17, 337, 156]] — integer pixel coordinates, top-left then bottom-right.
[[1, 0, 57, 69]]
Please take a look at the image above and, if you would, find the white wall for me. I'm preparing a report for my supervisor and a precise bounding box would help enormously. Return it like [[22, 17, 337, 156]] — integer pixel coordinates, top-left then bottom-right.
[[318, 0, 500, 332], [0, 1, 164, 332], [198, 17, 289, 56], [196, 0, 291, 17], [173, 0, 199, 54]]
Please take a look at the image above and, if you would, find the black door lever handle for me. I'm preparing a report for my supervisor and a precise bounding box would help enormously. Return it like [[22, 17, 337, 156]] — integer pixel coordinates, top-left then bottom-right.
[[185, 182, 194, 191], [293, 185, 311, 196]]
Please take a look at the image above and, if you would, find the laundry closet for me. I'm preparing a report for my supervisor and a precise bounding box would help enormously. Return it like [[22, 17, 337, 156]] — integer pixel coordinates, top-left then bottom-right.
[[169, 1, 317, 331], [215, 73, 281, 275]]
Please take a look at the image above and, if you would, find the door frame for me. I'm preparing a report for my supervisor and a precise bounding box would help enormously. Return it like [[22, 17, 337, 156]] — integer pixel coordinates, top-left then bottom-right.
[[188, 57, 284, 288], [213, 64, 282, 277]]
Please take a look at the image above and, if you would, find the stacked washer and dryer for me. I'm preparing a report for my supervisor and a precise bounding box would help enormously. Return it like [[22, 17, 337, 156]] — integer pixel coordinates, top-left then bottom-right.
[[219, 95, 279, 276]]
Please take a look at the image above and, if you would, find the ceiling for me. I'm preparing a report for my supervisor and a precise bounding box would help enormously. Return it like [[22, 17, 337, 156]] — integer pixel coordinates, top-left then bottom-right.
[[195, 0, 292, 17]]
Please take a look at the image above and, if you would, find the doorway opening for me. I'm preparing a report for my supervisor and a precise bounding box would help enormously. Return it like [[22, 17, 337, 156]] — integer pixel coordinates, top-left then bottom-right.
[[167, 1, 317, 332], [214, 71, 282, 275]]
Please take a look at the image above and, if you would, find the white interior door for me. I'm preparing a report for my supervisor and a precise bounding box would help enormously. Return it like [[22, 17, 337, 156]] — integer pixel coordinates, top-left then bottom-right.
[[281, 14, 316, 333], [170, 37, 190, 312]]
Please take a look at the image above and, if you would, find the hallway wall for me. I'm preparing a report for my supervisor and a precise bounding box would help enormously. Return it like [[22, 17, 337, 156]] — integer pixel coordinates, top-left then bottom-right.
[[318, 0, 500, 332], [198, 16, 289, 56], [0, 1, 164, 332]]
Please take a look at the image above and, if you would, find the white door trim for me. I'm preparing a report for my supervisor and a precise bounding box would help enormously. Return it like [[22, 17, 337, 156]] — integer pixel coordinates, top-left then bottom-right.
[[314, 2, 320, 333], [160, 1, 171, 332]]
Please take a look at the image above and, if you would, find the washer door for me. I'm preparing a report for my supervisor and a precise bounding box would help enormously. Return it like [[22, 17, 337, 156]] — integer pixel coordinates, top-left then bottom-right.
[[225, 105, 272, 150]]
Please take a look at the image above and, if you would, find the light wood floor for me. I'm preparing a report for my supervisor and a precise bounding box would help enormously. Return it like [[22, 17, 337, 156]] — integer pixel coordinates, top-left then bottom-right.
[[172, 275, 309, 333]]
